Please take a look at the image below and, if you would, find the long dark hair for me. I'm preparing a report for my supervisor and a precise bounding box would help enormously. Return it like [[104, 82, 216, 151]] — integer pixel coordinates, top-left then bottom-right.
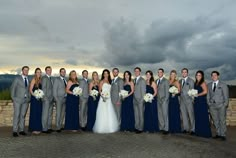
[[101, 69, 112, 84], [123, 71, 132, 82], [34, 67, 41, 88], [69, 70, 78, 83], [146, 70, 154, 85], [195, 70, 205, 86]]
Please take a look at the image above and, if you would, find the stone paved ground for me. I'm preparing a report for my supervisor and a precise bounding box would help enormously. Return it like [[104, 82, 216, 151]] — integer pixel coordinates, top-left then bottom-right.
[[0, 127, 236, 158]]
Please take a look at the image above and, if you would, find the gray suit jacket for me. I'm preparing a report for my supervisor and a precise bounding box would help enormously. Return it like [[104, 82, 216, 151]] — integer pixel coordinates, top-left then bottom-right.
[[10, 76, 30, 103], [157, 77, 169, 103], [42, 75, 53, 101], [79, 78, 89, 99], [53, 77, 66, 101], [134, 77, 146, 101], [179, 77, 195, 101], [111, 77, 124, 105], [207, 81, 229, 108]]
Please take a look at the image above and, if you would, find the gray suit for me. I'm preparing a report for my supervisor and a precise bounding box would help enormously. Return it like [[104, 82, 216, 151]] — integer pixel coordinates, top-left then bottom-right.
[[79, 78, 89, 128], [179, 77, 195, 132], [111, 77, 124, 125], [157, 77, 169, 131], [53, 77, 66, 130], [42, 75, 54, 131], [10, 76, 30, 132], [207, 81, 229, 137], [133, 77, 146, 131]]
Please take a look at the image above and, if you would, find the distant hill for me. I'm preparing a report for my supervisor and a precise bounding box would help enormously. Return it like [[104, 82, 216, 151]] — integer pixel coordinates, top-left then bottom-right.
[[1, 74, 236, 98]]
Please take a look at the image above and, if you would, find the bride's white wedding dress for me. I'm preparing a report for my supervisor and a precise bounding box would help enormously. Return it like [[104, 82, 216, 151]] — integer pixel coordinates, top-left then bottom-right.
[[93, 83, 119, 133]]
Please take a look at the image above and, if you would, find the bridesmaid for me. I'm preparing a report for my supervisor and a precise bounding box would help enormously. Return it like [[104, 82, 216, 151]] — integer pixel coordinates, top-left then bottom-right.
[[87, 71, 100, 131], [168, 70, 181, 133], [194, 70, 212, 138], [120, 71, 135, 132], [64, 70, 80, 132], [144, 70, 159, 133], [29, 68, 43, 135]]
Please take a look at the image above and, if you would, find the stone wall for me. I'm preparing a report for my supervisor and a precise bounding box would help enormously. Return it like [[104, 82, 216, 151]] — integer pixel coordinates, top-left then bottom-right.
[[0, 99, 236, 127]]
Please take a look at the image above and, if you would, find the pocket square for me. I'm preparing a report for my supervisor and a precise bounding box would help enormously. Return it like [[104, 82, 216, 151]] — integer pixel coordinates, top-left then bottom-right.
[[218, 87, 221, 89]]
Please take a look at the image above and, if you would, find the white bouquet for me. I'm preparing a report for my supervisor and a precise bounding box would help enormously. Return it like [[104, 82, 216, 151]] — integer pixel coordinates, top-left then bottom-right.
[[187, 89, 198, 98], [143, 93, 154, 103], [101, 91, 110, 102], [119, 90, 129, 100], [33, 89, 44, 99], [169, 86, 179, 97], [90, 89, 99, 100], [72, 86, 83, 96]]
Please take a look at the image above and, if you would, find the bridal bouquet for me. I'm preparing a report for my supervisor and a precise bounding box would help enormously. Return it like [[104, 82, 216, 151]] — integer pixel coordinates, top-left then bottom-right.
[[73, 87, 83, 96], [143, 93, 154, 103], [90, 89, 99, 100], [187, 89, 198, 98], [101, 91, 110, 102], [119, 90, 129, 100], [169, 86, 179, 97], [33, 89, 44, 100]]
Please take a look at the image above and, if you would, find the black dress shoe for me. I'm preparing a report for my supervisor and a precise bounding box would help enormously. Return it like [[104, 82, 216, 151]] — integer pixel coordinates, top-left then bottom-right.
[[213, 135, 221, 139], [81, 127, 86, 131], [42, 130, 50, 134], [190, 131, 195, 135], [19, 131, 27, 136], [48, 129, 54, 133], [163, 131, 169, 135], [221, 136, 226, 141], [135, 130, 143, 134], [182, 130, 188, 134], [56, 130, 62, 133], [13, 132, 19, 137], [60, 128, 64, 130]]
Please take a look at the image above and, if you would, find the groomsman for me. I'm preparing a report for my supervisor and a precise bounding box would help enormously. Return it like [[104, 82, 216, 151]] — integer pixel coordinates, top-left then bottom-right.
[[157, 68, 169, 134], [79, 70, 89, 131], [207, 71, 229, 141], [179, 68, 195, 134], [53, 68, 67, 133], [133, 67, 146, 133], [11, 66, 30, 137], [111, 68, 124, 125], [42, 66, 54, 133]]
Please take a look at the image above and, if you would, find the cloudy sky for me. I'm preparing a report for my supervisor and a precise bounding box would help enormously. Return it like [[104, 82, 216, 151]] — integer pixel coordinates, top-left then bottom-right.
[[0, 0, 236, 83]]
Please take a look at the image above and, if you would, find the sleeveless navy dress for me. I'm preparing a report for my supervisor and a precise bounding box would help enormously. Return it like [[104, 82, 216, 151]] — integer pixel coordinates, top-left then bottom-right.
[[29, 84, 43, 132], [168, 85, 181, 133], [120, 84, 135, 131], [87, 85, 99, 131], [64, 84, 80, 130], [144, 85, 159, 132], [194, 84, 212, 138]]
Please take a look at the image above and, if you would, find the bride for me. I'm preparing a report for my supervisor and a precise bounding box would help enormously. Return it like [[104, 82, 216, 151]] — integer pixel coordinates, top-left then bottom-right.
[[93, 69, 119, 133]]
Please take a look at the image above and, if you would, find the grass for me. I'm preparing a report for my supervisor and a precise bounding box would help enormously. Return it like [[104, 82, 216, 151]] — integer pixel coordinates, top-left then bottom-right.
[[0, 89, 11, 100]]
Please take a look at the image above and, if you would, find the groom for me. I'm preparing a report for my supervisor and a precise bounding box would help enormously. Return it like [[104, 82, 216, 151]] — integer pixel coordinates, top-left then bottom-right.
[[111, 68, 124, 125]]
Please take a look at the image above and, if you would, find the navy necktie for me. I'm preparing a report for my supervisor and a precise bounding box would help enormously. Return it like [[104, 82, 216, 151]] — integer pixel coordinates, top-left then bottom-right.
[[213, 83, 216, 92], [158, 79, 161, 86], [24, 77, 27, 87], [63, 79, 67, 87], [182, 79, 185, 87]]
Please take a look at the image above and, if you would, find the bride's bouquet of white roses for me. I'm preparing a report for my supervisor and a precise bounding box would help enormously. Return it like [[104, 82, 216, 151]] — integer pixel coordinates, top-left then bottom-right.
[[73, 87, 83, 96], [143, 93, 154, 103], [33, 89, 44, 100], [90, 89, 99, 100], [169, 86, 179, 97], [187, 89, 198, 99], [119, 90, 129, 100], [101, 91, 110, 102]]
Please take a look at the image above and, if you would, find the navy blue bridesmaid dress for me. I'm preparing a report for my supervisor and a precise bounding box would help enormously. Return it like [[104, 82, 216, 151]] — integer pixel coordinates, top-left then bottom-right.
[[194, 84, 212, 138], [64, 84, 80, 130], [29, 84, 43, 132], [144, 85, 159, 132], [168, 85, 181, 133], [86, 85, 99, 131], [120, 84, 135, 132]]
